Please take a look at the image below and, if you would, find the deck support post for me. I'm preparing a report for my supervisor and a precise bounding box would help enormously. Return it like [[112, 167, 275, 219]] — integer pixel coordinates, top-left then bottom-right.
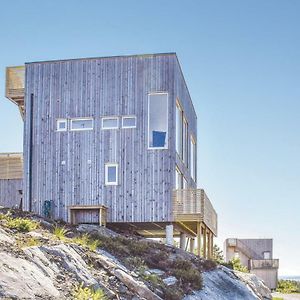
[[197, 222, 202, 257], [166, 224, 174, 246], [190, 238, 195, 253], [210, 231, 214, 259], [203, 224, 207, 259], [207, 229, 212, 259], [180, 233, 187, 250]]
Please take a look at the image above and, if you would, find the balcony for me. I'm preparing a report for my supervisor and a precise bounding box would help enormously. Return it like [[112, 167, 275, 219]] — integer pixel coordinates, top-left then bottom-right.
[[250, 259, 279, 269], [5, 66, 25, 119], [173, 189, 218, 236]]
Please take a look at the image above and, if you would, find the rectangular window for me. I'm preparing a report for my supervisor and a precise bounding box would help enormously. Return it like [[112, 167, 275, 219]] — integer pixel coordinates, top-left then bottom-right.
[[70, 118, 93, 131], [122, 116, 136, 128], [175, 167, 183, 189], [176, 101, 183, 156], [183, 117, 188, 166], [105, 163, 118, 185], [102, 117, 119, 129], [57, 119, 67, 131], [263, 251, 271, 259], [190, 135, 196, 181], [148, 93, 168, 149]]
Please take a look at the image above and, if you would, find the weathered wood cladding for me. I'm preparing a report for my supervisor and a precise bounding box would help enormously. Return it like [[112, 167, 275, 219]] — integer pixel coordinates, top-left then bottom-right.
[[23, 54, 198, 223], [0, 179, 22, 208]]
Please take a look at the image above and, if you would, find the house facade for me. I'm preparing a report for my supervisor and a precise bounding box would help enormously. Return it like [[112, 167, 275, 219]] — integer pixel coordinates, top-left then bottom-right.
[[0, 153, 23, 208], [224, 238, 279, 290], [5, 53, 217, 257]]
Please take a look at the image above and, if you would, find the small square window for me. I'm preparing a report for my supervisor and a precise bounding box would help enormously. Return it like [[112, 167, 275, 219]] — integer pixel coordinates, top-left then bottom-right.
[[105, 163, 118, 185], [102, 117, 119, 129], [70, 118, 93, 131], [122, 116, 136, 128], [57, 119, 67, 131]]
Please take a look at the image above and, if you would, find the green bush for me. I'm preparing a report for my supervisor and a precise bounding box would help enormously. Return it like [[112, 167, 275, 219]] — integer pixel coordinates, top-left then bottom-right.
[[277, 279, 300, 293], [73, 234, 100, 251], [228, 257, 249, 273], [53, 225, 69, 240], [73, 283, 106, 300], [6, 217, 38, 232]]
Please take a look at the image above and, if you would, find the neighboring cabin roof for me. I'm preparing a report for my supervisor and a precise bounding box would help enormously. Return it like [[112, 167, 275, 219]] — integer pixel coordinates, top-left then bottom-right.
[[0, 153, 23, 180]]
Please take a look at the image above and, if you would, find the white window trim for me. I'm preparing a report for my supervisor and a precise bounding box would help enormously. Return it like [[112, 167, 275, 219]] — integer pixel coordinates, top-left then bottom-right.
[[148, 92, 169, 150], [190, 134, 196, 181], [56, 119, 67, 132], [70, 117, 94, 131], [101, 117, 119, 130], [105, 163, 118, 186], [176, 99, 183, 156], [122, 116, 136, 128]]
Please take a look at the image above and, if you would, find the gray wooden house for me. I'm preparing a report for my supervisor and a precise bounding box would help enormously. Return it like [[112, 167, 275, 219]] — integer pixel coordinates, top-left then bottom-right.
[[0, 153, 23, 208], [5, 53, 217, 257], [224, 238, 279, 289]]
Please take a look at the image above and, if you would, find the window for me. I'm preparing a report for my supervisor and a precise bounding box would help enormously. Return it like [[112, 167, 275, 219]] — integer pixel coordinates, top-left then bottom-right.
[[183, 117, 188, 166], [148, 93, 168, 149], [70, 118, 93, 131], [105, 163, 118, 185], [263, 251, 271, 259], [122, 116, 136, 128], [102, 117, 119, 129], [176, 101, 183, 156], [183, 177, 188, 189], [190, 135, 196, 181], [57, 119, 67, 131], [175, 167, 183, 189]]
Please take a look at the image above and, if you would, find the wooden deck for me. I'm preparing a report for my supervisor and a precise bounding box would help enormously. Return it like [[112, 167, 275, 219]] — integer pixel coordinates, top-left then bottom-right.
[[0, 153, 23, 180]]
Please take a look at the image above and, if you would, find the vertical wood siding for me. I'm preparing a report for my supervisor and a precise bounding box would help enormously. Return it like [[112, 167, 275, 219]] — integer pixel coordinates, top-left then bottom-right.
[[0, 179, 22, 208]]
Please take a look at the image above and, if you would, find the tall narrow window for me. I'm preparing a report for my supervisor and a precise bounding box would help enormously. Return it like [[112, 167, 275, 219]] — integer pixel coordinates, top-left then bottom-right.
[[175, 167, 183, 189], [105, 163, 118, 185], [70, 118, 93, 131], [148, 93, 168, 149], [57, 119, 67, 131], [190, 135, 196, 181], [176, 101, 183, 156], [183, 117, 188, 166]]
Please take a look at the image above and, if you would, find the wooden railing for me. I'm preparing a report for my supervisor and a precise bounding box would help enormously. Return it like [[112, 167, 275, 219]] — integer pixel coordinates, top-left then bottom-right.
[[250, 259, 279, 269], [5, 66, 25, 119], [0, 153, 23, 180], [173, 189, 218, 236]]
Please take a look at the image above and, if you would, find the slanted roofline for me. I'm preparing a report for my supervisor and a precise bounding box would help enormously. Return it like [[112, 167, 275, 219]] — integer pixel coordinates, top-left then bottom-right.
[[25, 52, 177, 65]]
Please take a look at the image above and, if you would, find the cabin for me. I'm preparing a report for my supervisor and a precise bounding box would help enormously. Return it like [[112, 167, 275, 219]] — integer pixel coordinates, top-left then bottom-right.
[[5, 53, 217, 258], [0, 153, 23, 208], [224, 238, 279, 290]]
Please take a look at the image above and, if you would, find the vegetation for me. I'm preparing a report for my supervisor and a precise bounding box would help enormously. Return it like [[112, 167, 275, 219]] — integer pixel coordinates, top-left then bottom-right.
[[276, 279, 300, 294], [272, 298, 284, 300], [17, 237, 40, 248], [212, 244, 225, 263], [5, 217, 38, 232], [73, 234, 101, 251], [73, 283, 106, 300], [53, 225, 69, 240], [228, 257, 249, 273]]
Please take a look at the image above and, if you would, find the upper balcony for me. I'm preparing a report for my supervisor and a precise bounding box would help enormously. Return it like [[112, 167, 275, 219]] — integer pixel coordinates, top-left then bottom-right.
[[5, 66, 25, 119], [250, 259, 279, 269], [173, 189, 218, 236]]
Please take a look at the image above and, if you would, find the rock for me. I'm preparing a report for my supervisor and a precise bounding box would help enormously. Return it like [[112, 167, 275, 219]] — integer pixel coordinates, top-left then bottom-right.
[[0, 228, 15, 244], [148, 268, 165, 276], [77, 224, 120, 238], [163, 276, 178, 286]]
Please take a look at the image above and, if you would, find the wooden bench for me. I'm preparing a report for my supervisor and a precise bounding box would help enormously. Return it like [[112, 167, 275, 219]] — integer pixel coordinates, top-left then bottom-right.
[[68, 205, 107, 226]]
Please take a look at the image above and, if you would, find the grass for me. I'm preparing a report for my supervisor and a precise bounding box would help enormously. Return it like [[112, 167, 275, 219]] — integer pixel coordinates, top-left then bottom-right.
[[272, 298, 284, 300], [53, 225, 69, 240], [73, 283, 106, 300], [73, 234, 100, 251], [5, 217, 38, 232], [17, 237, 40, 248]]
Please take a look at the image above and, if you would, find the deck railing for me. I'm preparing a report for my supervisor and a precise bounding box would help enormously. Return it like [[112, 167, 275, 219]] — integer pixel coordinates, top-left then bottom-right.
[[250, 259, 279, 269], [173, 189, 218, 236]]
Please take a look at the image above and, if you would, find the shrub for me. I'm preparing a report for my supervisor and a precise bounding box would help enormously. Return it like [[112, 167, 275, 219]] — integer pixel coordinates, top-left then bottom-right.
[[228, 257, 249, 273], [164, 287, 184, 300], [73, 283, 106, 300], [172, 267, 202, 290], [6, 217, 38, 232], [277, 279, 300, 293], [124, 256, 146, 270], [73, 234, 100, 251], [53, 225, 69, 240], [17, 237, 40, 248]]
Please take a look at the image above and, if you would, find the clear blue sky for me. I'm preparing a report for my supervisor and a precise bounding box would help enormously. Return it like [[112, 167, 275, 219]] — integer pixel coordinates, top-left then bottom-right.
[[0, 0, 299, 275]]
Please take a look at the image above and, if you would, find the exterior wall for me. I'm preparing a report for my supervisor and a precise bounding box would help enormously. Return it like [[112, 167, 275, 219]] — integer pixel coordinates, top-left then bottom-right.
[[0, 179, 23, 208], [250, 269, 278, 290], [23, 53, 197, 223], [226, 245, 249, 267], [239, 239, 273, 259]]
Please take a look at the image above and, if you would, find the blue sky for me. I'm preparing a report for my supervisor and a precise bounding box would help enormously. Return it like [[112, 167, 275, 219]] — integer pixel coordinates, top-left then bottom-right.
[[0, 0, 299, 275]]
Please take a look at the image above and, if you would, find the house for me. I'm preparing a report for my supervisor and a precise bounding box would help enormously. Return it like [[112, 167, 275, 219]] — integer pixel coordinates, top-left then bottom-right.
[[0, 153, 23, 208], [224, 238, 279, 290], [5, 53, 217, 257]]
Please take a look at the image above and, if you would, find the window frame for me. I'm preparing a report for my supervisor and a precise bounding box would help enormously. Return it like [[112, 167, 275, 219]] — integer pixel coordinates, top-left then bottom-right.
[[176, 99, 183, 157], [105, 163, 118, 186], [183, 116, 188, 167], [175, 166, 183, 190], [122, 116, 137, 129], [56, 119, 68, 132], [101, 116, 119, 130], [148, 92, 169, 150], [70, 117, 94, 131], [190, 134, 197, 181]]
